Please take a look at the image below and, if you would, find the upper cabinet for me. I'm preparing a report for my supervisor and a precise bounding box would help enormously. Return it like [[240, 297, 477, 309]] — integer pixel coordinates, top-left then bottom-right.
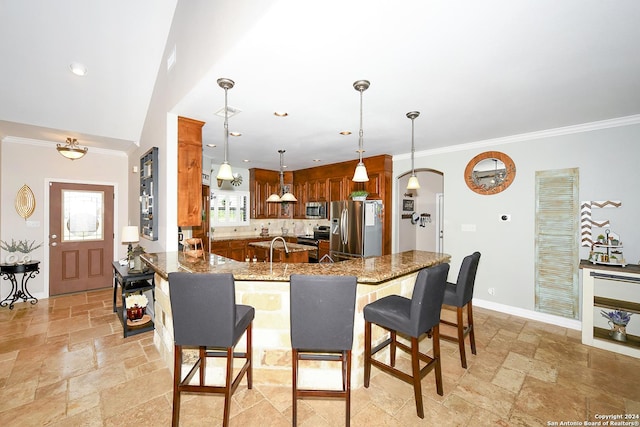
[[177, 117, 205, 226]]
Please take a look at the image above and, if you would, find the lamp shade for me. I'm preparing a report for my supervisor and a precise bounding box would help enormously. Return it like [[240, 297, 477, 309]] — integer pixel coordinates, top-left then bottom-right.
[[280, 192, 298, 202], [121, 226, 139, 243], [216, 162, 234, 181], [352, 162, 369, 182], [266, 193, 281, 202], [407, 174, 421, 189]]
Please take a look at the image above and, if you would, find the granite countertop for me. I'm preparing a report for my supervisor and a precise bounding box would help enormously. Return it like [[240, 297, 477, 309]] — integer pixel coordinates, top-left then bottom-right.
[[247, 241, 316, 252], [141, 250, 450, 284]]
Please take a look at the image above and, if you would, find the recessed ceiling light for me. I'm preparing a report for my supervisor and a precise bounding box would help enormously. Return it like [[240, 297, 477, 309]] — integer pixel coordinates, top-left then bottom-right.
[[340, 131, 352, 135], [69, 62, 88, 76], [274, 111, 288, 117], [206, 144, 216, 148], [229, 132, 242, 137], [243, 159, 250, 163], [313, 159, 322, 162]]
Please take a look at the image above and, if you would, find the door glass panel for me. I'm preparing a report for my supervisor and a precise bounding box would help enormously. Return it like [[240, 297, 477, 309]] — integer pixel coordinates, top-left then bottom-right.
[[62, 190, 104, 241]]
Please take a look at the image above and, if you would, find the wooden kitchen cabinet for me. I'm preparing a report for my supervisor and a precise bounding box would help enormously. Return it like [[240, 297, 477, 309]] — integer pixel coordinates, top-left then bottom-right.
[[178, 117, 205, 226], [318, 239, 330, 262], [250, 168, 280, 219], [229, 240, 246, 261]]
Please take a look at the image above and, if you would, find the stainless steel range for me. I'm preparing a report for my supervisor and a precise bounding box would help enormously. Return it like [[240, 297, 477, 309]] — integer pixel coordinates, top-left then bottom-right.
[[296, 226, 329, 263]]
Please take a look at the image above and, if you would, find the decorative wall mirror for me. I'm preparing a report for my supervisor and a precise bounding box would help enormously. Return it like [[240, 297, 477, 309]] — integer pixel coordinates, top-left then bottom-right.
[[464, 151, 516, 195]]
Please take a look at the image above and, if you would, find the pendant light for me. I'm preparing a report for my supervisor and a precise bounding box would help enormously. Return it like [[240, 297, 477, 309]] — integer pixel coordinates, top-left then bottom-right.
[[216, 78, 235, 181], [406, 111, 421, 189], [56, 137, 88, 160], [352, 80, 370, 182], [267, 149, 298, 202]]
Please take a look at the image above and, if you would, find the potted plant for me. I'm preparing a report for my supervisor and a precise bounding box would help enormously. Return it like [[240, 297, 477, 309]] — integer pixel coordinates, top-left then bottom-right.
[[350, 190, 369, 201], [125, 294, 149, 321], [601, 309, 632, 342]]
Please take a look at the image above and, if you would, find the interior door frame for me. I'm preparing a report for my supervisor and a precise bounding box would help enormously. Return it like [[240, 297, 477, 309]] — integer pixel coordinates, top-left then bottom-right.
[[43, 178, 120, 297]]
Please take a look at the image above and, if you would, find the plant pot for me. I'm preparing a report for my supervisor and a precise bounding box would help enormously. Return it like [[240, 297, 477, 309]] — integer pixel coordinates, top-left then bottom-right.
[[609, 323, 627, 342], [126, 305, 146, 321], [352, 196, 367, 202]]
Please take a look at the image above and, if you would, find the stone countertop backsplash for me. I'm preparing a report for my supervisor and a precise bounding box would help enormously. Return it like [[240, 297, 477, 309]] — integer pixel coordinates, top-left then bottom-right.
[[141, 250, 450, 284]]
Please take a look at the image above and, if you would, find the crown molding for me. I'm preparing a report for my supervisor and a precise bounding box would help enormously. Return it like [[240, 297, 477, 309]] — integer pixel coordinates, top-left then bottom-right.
[[394, 114, 640, 161]]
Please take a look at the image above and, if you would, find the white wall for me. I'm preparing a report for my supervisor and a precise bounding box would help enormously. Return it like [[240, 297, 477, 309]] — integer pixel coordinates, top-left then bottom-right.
[[393, 119, 640, 315], [0, 138, 128, 299]]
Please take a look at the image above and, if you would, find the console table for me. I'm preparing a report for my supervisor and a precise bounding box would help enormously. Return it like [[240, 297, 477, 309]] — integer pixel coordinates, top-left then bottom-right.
[[112, 261, 155, 338], [0, 261, 40, 310]]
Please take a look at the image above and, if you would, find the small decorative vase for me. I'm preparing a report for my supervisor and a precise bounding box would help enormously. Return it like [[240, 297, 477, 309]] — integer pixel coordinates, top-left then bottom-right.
[[352, 196, 367, 202], [4, 253, 18, 264], [609, 322, 627, 342], [126, 305, 146, 321]]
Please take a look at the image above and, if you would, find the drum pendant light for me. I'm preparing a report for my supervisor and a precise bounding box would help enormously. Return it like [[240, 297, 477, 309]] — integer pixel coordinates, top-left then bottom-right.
[[352, 80, 370, 182], [216, 78, 235, 181], [406, 111, 421, 189]]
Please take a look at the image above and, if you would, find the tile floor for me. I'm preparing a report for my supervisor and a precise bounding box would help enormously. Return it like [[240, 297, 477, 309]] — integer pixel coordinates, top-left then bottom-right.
[[1, 288, 639, 426]]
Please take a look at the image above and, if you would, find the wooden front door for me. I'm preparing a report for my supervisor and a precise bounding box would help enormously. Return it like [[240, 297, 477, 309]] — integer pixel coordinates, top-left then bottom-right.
[[49, 182, 114, 295]]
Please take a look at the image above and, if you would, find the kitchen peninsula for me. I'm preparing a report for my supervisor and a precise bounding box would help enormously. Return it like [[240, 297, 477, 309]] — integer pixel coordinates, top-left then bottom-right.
[[247, 240, 316, 263], [142, 250, 449, 389]]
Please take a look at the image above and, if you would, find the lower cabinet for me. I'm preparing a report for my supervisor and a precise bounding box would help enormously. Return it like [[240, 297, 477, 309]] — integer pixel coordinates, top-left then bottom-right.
[[318, 239, 330, 262]]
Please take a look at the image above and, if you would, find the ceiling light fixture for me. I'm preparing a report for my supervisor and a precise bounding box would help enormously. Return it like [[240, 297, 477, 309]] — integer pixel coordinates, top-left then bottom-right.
[[267, 149, 297, 203], [352, 80, 370, 182], [406, 111, 421, 190], [69, 62, 87, 76], [56, 137, 88, 160], [274, 111, 288, 117], [216, 78, 235, 181]]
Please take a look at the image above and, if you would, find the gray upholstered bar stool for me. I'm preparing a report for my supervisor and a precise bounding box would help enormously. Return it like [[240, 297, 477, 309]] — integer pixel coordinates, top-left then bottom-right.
[[289, 274, 358, 426], [168, 272, 254, 427], [363, 263, 449, 419], [440, 251, 481, 368]]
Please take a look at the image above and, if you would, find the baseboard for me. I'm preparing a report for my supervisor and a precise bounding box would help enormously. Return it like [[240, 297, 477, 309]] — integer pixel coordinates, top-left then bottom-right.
[[473, 298, 582, 331]]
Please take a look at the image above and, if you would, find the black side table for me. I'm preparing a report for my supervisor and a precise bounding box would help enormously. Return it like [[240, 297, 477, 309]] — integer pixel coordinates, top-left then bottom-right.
[[112, 261, 155, 338], [0, 261, 40, 310]]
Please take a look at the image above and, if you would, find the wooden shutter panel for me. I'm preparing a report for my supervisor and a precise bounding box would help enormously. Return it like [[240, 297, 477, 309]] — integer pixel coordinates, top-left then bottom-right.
[[535, 168, 579, 319]]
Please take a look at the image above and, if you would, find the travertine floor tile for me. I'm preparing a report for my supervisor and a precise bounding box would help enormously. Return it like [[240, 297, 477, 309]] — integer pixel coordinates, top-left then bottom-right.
[[1, 292, 639, 426]]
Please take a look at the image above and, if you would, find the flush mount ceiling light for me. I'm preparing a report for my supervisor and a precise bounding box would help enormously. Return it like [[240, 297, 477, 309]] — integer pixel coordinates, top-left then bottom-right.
[[273, 111, 288, 117], [56, 137, 88, 160], [267, 149, 297, 203], [69, 62, 87, 76], [216, 78, 235, 181], [406, 111, 421, 190], [352, 80, 370, 182]]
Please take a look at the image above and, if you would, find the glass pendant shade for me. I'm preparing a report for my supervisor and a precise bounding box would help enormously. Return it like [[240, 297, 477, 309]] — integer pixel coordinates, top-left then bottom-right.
[[216, 161, 234, 181], [280, 192, 297, 202], [57, 137, 88, 160], [352, 162, 369, 182], [407, 174, 421, 189]]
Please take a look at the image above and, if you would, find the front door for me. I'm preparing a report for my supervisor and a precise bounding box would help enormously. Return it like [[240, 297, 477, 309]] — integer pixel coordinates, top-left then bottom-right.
[[49, 182, 114, 295]]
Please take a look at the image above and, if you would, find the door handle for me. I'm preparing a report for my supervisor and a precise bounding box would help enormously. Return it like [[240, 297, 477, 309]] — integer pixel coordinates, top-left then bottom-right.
[[51, 242, 58, 246], [51, 234, 57, 239]]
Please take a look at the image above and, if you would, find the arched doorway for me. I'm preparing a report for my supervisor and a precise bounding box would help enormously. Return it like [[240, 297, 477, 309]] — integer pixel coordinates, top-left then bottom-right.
[[396, 169, 444, 253]]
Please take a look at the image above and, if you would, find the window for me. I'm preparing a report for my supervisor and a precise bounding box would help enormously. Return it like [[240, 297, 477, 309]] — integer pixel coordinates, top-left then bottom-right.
[[62, 190, 104, 241], [210, 190, 249, 227]]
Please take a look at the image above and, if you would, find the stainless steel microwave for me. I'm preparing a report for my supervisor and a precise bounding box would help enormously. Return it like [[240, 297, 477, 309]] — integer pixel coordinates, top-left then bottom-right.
[[305, 202, 327, 219]]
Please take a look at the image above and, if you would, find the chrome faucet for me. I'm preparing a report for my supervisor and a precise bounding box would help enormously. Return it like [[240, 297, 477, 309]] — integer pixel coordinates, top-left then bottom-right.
[[269, 236, 289, 271]]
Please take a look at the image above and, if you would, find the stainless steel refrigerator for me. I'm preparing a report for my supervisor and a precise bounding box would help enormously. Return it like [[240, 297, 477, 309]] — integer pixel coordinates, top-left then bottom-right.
[[330, 200, 383, 261]]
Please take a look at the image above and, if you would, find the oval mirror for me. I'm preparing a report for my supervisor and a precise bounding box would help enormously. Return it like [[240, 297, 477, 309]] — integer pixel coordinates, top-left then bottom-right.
[[464, 151, 516, 195]]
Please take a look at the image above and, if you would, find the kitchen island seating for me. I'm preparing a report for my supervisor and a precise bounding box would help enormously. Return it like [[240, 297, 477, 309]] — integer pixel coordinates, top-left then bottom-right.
[[168, 272, 254, 427], [363, 263, 450, 419], [289, 274, 358, 426], [440, 251, 481, 368]]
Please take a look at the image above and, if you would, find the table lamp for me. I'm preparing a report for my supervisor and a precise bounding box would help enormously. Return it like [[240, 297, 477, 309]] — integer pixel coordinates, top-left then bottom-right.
[[121, 226, 139, 270]]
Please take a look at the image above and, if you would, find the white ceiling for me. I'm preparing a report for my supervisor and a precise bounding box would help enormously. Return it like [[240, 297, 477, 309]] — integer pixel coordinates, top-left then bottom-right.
[[2, 0, 640, 171]]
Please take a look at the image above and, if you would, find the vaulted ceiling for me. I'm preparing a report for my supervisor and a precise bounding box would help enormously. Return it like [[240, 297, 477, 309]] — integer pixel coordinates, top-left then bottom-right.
[[2, 0, 639, 171]]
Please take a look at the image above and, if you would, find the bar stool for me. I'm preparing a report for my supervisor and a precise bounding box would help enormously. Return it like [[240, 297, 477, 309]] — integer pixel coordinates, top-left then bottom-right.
[[289, 274, 358, 426], [168, 272, 254, 427], [364, 263, 449, 419], [440, 251, 481, 368]]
